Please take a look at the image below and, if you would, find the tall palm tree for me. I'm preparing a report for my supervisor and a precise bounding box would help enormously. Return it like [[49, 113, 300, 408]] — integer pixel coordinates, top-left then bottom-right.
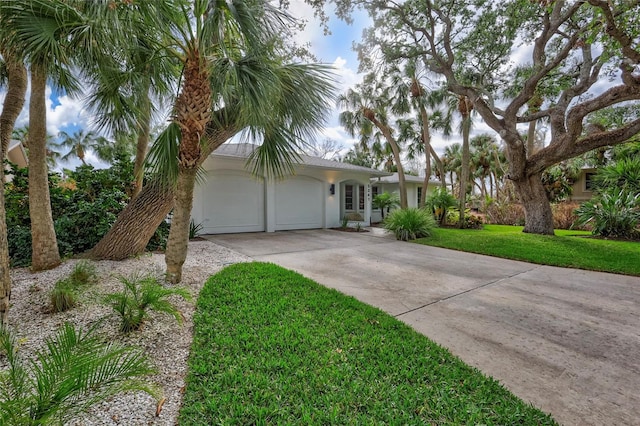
[[57, 129, 110, 166], [338, 74, 408, 208], [442, 143, 462, 194], [0, 0, 108, 270], [0, 46, 27, 325], [456, 95, 474, 228], [85, 10, 178, 198]]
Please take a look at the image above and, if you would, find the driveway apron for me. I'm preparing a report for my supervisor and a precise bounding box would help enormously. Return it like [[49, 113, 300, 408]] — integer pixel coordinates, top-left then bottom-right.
[[206, 229, 640, 426]]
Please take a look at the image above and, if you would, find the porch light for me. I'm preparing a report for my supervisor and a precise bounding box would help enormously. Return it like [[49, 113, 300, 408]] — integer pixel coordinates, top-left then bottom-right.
[[329, 183, 335, 195]]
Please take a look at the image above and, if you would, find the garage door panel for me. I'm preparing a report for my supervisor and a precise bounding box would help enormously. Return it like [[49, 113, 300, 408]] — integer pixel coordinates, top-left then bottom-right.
[[275, 176, 323, 230], [202, 171, 264, 234]]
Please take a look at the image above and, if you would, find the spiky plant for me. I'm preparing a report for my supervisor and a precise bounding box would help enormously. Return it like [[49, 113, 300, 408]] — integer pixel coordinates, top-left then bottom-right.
[[0, 323, 157, 425], [49, 279, 77, 313], [104, 273, 192, 333], [383, 208, 436, 241], [575, 189, 640, 239]]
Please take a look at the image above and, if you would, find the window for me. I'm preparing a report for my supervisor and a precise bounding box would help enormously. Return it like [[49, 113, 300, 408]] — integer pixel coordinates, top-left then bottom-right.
[[345, 184, 353, 210], [417, 187, 422, 205], [371, 186, 379, 209], [585, 172, 597, 191], [359, 185, 365, 210]]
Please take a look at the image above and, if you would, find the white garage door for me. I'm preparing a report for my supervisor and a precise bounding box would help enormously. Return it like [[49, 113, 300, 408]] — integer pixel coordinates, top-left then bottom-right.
[[201, 170, 265, 234], [275, 176, 323, 231]]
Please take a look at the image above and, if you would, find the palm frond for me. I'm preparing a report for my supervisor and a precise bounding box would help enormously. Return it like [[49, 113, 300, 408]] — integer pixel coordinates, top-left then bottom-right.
[[146, 122, 181, 188]]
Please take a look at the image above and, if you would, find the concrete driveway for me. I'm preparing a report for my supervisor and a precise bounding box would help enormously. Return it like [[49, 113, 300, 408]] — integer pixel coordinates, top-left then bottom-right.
[[205, 229, 640, 426]]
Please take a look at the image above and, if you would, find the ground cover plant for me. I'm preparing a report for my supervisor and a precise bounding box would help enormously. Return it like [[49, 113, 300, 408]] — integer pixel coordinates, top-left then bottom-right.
[[0, 323, 157, 425], [416, 225, 640, 276], [179, 262, 556, 425]]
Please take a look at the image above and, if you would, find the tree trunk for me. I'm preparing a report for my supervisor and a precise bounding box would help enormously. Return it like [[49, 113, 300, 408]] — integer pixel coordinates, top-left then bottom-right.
[[527, 120, 537, 158], [429, 145, 446, 190], [29, 66, 60, 271], [132, 81, 152, 199], [458, 116, 471, 228], [0, 52, 27, 325], [88, 126, 235, 260], [513, 172, 555, 235], [378, 124, 407, 208], [165, 168, 197, 284], [87, 181, 174, 260], [419, 105, 431, 207]]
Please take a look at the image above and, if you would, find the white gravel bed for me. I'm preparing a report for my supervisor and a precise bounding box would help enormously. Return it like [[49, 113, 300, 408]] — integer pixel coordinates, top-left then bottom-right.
[[3, 240, 252, 425]]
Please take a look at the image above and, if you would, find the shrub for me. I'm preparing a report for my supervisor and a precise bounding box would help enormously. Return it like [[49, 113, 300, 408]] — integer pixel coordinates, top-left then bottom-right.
[[104, 273, 192, 333], [383, 208, 436, 241], [446, 209, 484, 229], [551, 202, 582, 230], [484, 202, 525, 226], [574, 189, 640, 239], [0, 323, 157, 425], [7, 225, 31, 268], [49, 279, 77, 313], [425, 187, 457, 225], [5, 158, 135, 266], [146, 220, 170, 252]]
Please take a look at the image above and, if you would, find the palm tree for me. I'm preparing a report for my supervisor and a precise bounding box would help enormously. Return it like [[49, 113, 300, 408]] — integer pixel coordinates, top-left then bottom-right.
[[456, 95, 474, 228], [338, 74, 409, 208], [88, 1, 334, 283], [57, 129, 110, 166], [0, 0, 106, 271], [442, 143, 462, 194], [0, 45, 27, 325], [85, 10, 178, 198]]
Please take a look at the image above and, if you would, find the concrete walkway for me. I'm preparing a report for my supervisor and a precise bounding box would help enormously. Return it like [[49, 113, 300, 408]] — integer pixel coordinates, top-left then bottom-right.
[[205, 229, 640, 426]]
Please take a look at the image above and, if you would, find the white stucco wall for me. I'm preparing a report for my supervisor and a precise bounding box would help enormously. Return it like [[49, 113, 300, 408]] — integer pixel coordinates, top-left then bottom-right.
[[192, 154, 376, 233]]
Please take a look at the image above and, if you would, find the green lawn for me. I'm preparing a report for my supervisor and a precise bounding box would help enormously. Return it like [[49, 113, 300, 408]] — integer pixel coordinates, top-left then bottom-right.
[[179, 262, 556, 425], [416, 224, 640, 276]]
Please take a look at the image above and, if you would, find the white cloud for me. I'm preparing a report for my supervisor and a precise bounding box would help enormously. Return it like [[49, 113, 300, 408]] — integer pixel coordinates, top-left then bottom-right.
[[45, 87, 90, 136]]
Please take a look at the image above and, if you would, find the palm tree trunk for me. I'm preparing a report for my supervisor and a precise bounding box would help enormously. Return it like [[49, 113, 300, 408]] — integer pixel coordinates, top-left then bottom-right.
[[29, 65, 60, 271], [88, 126, 236, 260], [419, 105, 431, 207], [0, 52, 27, 325], [165, 167, 197, 284], [458, 115, 471, 228], [374, 120, 407, 209], [87, 181, 174, 260], [429, 145, 446, 190], [133, 80, 152, 199]]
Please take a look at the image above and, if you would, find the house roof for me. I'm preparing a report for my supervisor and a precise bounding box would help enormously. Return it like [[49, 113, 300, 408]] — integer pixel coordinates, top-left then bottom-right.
[[212, 143, 390, 177], [372, 172, 440, 185], [7, 140, 28, 167]]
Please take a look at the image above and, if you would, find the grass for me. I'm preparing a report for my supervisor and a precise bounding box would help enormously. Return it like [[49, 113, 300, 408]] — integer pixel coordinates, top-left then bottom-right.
[[416, 224, 640, 276], [179, 262, 556, 425]]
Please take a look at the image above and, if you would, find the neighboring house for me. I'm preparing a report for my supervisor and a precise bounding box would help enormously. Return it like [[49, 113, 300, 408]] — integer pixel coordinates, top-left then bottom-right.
[[5, 141, 28, 182], [370, 173, 440, 223], [191, 143, 390, 234], [569, 167, 598, 202]]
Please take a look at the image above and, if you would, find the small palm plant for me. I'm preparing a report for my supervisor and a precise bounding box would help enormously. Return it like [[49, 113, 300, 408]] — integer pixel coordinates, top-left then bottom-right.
[[425, 187, 457, 225], [373, 192, 401, 220], [105, 274, 192, 333], [383, 208, 436, 241], [0, 323, 157, 425]]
